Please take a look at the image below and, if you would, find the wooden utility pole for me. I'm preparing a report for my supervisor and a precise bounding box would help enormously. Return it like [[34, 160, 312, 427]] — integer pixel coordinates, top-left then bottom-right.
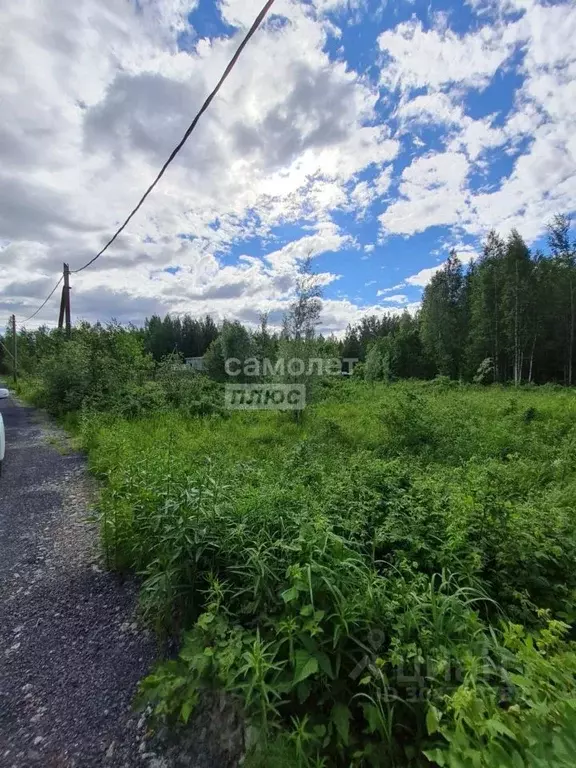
[[64, 263, 71, 338], [11, 314, 17, 383], [58, 263, 71, 337]]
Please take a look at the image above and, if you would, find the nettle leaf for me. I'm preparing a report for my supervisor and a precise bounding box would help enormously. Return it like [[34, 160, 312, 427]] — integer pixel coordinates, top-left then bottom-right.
[[510, 749, 525, 768], [297, 680, 311, 703], [486, 719, 517, 740], [315, 650, 334, 679], [331, 702, 351, 746], [422, 748, 447, 766], [180, 696, 196, 724], [197, 612, 215, 629], [298, 633, 320, 655], [426, 705, 442, 735], [293, 649, 319, 685], [362, 703, 380, 734], [281, 586, 299, 603]]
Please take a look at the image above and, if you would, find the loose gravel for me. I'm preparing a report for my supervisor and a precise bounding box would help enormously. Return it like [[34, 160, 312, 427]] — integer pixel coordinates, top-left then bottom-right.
[[0, 398, 160, 767]]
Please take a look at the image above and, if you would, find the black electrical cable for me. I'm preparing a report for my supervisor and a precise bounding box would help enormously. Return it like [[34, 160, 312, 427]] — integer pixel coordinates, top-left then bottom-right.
[[71, 0, 276, 274], [20, 276, 63, 323], [17, 0, 276, 323]]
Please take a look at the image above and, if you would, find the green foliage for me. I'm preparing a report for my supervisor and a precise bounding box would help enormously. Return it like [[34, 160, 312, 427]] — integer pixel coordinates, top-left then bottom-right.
[[420, 251, 466, 380], [336, 213, 576, 386], [155, 354, 224, 416], [41, 338, 91, 412], [473, 358, 494, 385], [144, 313, 218, 361], [109, 381, 168, 419], [68, 379, 576, 767], [204, 320, 254, 382], [19, 322, 154, 415], [425, 618, 576, 768], [380, 390, 440, 452], [283, 255, 323, 341], [12, 303, 576, 766], [365, 339, 390, 382]]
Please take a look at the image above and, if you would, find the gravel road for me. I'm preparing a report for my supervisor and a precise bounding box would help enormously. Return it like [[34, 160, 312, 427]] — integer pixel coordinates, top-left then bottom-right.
[[0, 397, 160, 767]]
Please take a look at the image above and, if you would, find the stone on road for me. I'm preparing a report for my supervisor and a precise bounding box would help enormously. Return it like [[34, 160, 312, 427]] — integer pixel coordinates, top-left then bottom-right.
[[0, 398, 157, 767]]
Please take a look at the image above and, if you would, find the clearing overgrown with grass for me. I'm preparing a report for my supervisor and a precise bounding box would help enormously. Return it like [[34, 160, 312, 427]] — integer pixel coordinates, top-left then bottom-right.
[[59, 377, 576, 767], [4, 199, 576, 768]]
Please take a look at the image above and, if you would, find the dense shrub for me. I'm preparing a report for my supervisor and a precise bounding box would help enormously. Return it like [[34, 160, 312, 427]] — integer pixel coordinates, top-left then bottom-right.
[[13, 334, 576, 767], [155, 359, 224, 417], [40, 339, 91, 413], [79, 381, 576, 766], [109, 381, 168, 419], [29, 323, 154, 415]]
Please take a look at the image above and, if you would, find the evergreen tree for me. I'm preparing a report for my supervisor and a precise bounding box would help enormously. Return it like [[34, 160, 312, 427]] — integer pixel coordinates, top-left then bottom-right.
[[420, 251, 465, 379], [253, 313, 277, 371], [204, 320, 253, 381], [393, 311, 427, 379], [201, 315, 219, 354], [342, 325, 363, 363], [466, 232, 506, 381]]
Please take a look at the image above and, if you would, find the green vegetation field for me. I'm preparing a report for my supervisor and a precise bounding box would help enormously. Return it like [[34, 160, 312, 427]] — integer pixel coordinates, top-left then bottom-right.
[[3, 141, 576, 768], [62, 378, 576, 767]]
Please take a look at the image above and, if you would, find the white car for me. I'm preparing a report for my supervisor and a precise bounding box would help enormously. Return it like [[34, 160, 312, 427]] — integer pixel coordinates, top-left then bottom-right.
[[0, 387, 9, 474]]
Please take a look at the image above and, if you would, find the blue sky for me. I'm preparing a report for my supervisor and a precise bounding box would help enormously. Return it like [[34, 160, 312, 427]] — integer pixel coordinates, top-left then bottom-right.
[[0, 0, 575, 333]]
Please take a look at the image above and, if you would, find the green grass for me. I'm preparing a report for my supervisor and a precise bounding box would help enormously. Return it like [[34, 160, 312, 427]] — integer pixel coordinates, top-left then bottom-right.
[[11, 376, 45, 405], [71, 379, 576, 767]]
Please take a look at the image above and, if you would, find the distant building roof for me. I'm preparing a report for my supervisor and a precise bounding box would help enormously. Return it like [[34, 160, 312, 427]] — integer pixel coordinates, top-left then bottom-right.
[[184, 357, 205, 371]]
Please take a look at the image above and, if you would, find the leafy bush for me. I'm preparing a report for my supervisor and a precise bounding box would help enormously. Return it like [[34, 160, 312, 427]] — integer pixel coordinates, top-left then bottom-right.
[[30, 323, 154, 415], [380, 391, 438, 452], [156, 359, 224, 417], [80, 380, 576, 766], [40, 339, 91, 413], [109, 381, 168, 419], [425, 618, 576, 768], [428, 375, 459, 389], [9, 373, 569, 765], [473, 358, 494, 385]]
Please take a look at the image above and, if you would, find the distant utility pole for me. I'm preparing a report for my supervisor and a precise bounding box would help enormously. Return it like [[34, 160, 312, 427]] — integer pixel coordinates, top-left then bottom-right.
[[58, 263, 71, 337], [11, 314, 17, 383]]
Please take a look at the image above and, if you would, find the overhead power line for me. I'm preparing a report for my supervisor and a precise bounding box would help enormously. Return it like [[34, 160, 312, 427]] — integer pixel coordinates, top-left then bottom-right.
[[0, 337, 15, 361], [21, 276, 63, 324], [17, 0, 276, 325], [72, 0, 276, 275]]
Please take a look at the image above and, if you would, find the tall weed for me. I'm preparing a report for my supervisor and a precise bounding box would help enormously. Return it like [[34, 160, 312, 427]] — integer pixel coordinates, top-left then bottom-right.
[[80, 381, 576, 765]]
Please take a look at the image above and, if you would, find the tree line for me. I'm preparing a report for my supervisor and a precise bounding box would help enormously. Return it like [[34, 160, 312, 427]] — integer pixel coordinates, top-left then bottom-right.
[[0, 315, 220, 377], [420, 214, 576, 385], [1, 214, 574, 386], [340, 214, 576, 385]]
